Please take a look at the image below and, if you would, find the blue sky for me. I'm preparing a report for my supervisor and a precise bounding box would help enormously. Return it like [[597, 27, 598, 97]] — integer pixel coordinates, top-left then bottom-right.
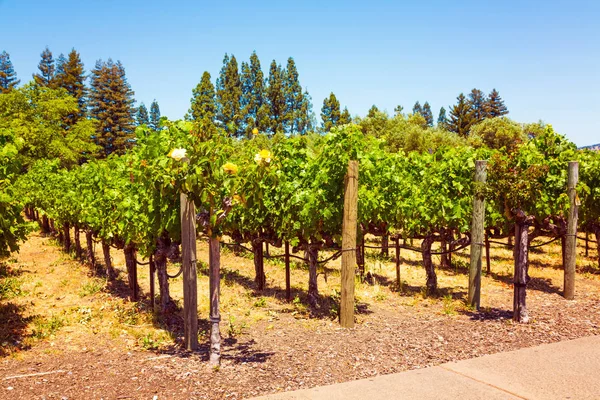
[[1, 0, 598, 146]]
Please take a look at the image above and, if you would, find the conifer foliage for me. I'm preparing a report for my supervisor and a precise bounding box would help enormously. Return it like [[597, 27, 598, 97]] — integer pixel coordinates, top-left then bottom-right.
[[54, 49, 87, 125], [240, 52, 269, 136], [485, 88, 509, 118], [189, 71, 217, 124], [321, 92, 341, 132], [89, 59, 136, 156], [448, 93, 476, 137], [437, 106, 448, 127], [149, 100, 161, 130], [422, 102, 434, 126], [33, 46, 56, 87], [0, 51, 20, 93], [266, 60, 286, 135], [137, 103, 150, 126], [216, 54, 243, 137]]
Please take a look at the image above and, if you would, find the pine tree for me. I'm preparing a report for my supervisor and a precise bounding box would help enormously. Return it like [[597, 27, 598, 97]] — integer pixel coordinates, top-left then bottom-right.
[[448, 93, 476, 137], [437, 106, 448, 127], [283, 57, 306, 134], [485, 89, 509, 118], [422, 102, 434, 126], [0, 51, 20, 93], [412, 101, 423, 116], [321, 92, 341, 132], [215, 54, 243, 137], [54, 49, 87, 125], [368, 105, 380, 118], [394, 105, 404, 116], [33, 47, 55, 87], [468, 88, 487, 122], [189, 71, 216, 123], [266, 60, 286, 135], [89, 59, 136, 156], [137, 103, 150, 126], [297, 89, 314, 134], [240, 52, 269, 136], [149, 100, 161, 130], [339, 107, 351, 125]]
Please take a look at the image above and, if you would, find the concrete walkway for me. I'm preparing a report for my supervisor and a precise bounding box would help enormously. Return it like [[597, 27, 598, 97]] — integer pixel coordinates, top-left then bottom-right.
[[253, 335, 600, 400]]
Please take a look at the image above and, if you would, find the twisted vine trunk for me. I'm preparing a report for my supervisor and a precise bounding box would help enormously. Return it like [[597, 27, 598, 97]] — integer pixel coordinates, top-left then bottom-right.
[[252, 239, 265, 291], [74, 224, 82, 260], [421, 235, 437, 295], [513, 213, 531, 323], [41, 215, 50, 233], [85, 230, 95, 269], [154, 234, 172, 312], [102, 241, 115, 281], [124, 243, 139, 301], [381, 234, 389, 257], [307, 243, 319, 308], [440, 238, 449, 268], [62, 222, 71, 253]]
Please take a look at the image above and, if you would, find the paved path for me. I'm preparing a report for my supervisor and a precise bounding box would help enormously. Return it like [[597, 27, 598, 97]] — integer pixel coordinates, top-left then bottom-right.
[[253, 335, 600, 400]]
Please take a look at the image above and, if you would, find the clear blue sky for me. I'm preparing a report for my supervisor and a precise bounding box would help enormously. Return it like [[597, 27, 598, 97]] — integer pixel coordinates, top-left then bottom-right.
[[1, 0, 598, 146]]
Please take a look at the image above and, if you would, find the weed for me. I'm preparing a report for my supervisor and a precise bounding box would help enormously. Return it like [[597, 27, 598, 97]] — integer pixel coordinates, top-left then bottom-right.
[[139, 333, 159, 350], [31, 315, 65, 339], [227, 315, 247, 337], [75, 307, 93, 325], [0, 277, 23, 299], [253, 297, 267, 308], [79, 278, 105, 297], [442, 294, 457, 316]]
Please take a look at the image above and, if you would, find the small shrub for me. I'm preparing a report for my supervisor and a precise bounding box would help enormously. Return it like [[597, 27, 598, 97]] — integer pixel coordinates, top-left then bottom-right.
[[253, 297, 267, 308]]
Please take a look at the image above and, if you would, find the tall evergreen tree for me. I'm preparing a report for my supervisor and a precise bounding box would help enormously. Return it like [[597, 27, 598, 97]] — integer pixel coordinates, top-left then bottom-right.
[[485, 89, 509, 118], [0, 51, 20, 93], [137, 103, 150, 126], [321, 92, 341, 132], [215, 54, 243, 137], [54, 49, 87, 125], [149, 100, 161, 130], [448, 93, 476, 137], [266, 60, 286, 134], [339, 107, 351, 125], [89, 59, 136, 156], [189, 71, 216, 123], [240, 52, 269, 136], [468, 88, 487, 122], [394, 105, 404, 116], [368, 105, 380, 118], [297, 89, 315, 134], [437, 106, 448, 127], [412, 101, 423, 116], [33, 46, 55, 87], [422, 101, 434, 126], [283, 57, 307, 134]]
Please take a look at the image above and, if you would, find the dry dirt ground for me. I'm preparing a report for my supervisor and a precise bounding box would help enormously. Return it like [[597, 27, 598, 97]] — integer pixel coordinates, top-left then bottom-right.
[[1, 229, 600, 399]]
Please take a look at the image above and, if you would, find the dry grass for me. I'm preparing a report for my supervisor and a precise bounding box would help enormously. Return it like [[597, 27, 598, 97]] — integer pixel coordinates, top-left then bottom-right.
[[1, 229, 599, 359]]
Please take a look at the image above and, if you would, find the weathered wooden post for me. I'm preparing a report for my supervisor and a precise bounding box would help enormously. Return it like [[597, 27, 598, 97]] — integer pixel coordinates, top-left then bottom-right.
[[485, 232, 491, 275], [585, 231, 589, 257], [513, 212, 530, 323], [395, 237, 401, 289], [564, 161, 579, 300], [340, 160, 358, 328], [285, 241, 291, 302], [208, 236, 221, 365], [180, 192, 198, 351], [469, 160, 487, 309]]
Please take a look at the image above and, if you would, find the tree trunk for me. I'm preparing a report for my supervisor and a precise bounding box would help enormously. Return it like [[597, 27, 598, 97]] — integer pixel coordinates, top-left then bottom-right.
[[85, 230, 95, 269], [154, 234, 172, 312], [440, 238, 449, 268], [102, 241, 115, 281], [74, 224, 82, 260], [41, 215, 50, 234], [252, 239, 266, 291], [209, 237, 221, 366], [381, 234, 389, 257], [62, 222, 71, 253], [307, 243, 319, 308], [513, 217, 530, 323], [124, 244, 139, 301], [421, 235, 437, 295]]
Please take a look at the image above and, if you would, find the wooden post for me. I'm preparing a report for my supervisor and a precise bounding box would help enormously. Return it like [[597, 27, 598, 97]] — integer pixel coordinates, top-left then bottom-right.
[[395, 237, 401, 290], [485, 232, 491, 275], [340, 160, 358, 328], [180, 192, 198, 351], [585, 231, 589, 257], [564, 161, 579, 300], [468, 160, 487, 310], [208, 236, 221, 365], [285, 241, 291, 302], [513, 216, 530, 323]]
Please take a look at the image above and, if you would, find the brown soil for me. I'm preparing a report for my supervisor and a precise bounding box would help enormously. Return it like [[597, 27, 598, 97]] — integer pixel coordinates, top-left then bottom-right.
[[1, 230, 599, 399]]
